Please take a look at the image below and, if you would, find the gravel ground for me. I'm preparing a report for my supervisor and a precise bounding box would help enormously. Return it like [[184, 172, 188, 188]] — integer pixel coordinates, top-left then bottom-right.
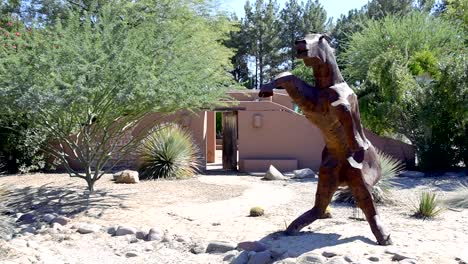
[[0, 172, 467, 264]]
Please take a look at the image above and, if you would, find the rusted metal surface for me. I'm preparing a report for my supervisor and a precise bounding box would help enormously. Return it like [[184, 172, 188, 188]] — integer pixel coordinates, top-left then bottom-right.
[[259, 33, 392, 246]]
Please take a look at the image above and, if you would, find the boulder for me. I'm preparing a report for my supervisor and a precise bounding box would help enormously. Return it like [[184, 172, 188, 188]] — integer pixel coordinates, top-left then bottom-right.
[[263, 165, 286, 181], [114, 170, 139, 184], [42, 214, 57, 223], [77, 223, 101, 234], [146, 227, 163, 241], [293, 168, 317, 179], [51, 216, 71, 226], [136, 230, 148, 240], [232, 251, 250, 264], [325, 256, 348, 264], [190, 242, 206, 254], [16, 213, 36, 224], [322, 251, 339, 258], [206, 240, 237, 254], [297, 252, 326, 264], [115, 225, 137, 236], [237, 241, 268, 252]]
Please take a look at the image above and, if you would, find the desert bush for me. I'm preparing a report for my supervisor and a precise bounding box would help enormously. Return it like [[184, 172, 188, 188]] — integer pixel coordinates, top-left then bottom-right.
[[333, 150, 404, 204], [444, 183, 468, 209], [138, 123, 200, 180], [413, 191, 444, 219], [249, 206, 265, 217]]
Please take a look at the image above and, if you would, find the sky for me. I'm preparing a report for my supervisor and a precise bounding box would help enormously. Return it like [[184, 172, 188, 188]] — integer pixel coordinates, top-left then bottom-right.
[[222, 0, 370, 21]]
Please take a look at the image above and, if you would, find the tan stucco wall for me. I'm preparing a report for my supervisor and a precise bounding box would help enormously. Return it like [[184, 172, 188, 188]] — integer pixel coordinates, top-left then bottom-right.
[[58, 90, 415, 173]]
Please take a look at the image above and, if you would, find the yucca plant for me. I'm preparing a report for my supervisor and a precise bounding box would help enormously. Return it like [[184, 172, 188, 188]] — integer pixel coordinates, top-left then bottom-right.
[[138, 123, 200, 180], [413, 191, 444, 219], [333, 150, 404, 204], [443, 182, 468, 209]]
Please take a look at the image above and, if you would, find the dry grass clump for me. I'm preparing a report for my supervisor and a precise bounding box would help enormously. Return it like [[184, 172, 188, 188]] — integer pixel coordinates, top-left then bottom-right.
[[138, 123, 200, 180], [249, 206, 265, 217], [443, 182, 468, 209], [413, 191, 444, 219]]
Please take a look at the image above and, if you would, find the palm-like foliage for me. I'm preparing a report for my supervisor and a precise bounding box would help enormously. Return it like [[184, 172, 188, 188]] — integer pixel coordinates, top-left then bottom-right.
[[138, 123, 199, 180], [413, 191, 444, 219], [333, 150, 404, 204], [444, 182, 468, 209]]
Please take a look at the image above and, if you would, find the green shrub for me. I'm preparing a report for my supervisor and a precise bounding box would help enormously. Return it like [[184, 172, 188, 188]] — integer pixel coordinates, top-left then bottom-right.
[[333, 150, 404, 204], [138, 123, 200, 180], [413, 191, 444, 219], [249, 206, 265, 217], [444, 183, 468, 209]]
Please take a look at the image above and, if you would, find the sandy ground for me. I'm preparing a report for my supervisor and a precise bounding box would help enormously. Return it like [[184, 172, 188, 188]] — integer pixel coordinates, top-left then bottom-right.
[[0, 172, 467, 264]]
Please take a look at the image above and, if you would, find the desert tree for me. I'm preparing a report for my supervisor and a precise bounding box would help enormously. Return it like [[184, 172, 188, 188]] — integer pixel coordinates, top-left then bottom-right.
[[0, 0, 234, 191]]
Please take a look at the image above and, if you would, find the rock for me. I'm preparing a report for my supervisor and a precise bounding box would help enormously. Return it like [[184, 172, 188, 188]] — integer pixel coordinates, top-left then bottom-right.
[[16, 213, 36, 224], [223, 250, 239, 262], [77, 223, 101, 234], [136, 230, 147, 240], [106, 226, 118, 235], [232, 251, 250, 264], [205, 240, 237, 254], [385, 249, 416, 261], [20, 226, 36, 234], [263, 165, 286, 181], [456, 257, 468, 264], [276, 258, 297, 264], [297, 252, 326, 264], [293, 168, 317, 179], [326, 256, 348, 264], [126, 234, 138, 243], [248, 250, 271, 264], [322, 251, 339, 258], [51, 222, 64, 232], [343, 256, 355, 263], [42, 213, 57, 223], [146, 227, 163, 241], [399, 259, 418, 264], [51, 216, 71, 226], [399, 171, 424, 178], [190, 242, 206, 254], [368, 256, 380, 262], [114, 170, 139, 184], [237, 241, 269, 252], [115, 225, 137, 236], [125, 251, 139, 258]]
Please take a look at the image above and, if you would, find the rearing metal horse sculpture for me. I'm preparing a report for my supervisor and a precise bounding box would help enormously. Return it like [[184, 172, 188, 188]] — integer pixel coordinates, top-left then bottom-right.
[[259, 33, 392, 246]]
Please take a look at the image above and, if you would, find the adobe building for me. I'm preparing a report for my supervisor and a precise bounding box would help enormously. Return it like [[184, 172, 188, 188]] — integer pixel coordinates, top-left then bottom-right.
[[116, 90, 415, 173]]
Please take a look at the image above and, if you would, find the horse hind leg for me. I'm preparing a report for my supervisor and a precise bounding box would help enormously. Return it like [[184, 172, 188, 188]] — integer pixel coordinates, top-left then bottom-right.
[[347, 168, 392, 245]]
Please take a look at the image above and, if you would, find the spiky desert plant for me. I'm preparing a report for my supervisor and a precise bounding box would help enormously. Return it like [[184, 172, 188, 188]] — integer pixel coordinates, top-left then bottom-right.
[[138, 123, 200, 180], [444, 182, 468, 209], [333, 150, 404, 204], [413, 191, 444, 219]]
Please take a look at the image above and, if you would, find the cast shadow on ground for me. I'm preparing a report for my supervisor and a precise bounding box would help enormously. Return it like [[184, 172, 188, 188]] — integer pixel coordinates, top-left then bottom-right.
[[2, 183, 130, 218], [258, 230, 375, 259], [389, 175, 468, 191]]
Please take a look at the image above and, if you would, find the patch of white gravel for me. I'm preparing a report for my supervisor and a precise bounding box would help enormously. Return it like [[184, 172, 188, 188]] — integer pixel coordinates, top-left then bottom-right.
[[0, 173, 467, 264]]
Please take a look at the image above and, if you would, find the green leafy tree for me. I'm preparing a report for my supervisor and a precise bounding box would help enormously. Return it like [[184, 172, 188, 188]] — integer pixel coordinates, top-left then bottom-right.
[[279, 0, 304, 69], [0, 0, 234, 191], [243, 0, 282, 88], [342, 13, 466, 170], [302, 0, 329, 33]]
